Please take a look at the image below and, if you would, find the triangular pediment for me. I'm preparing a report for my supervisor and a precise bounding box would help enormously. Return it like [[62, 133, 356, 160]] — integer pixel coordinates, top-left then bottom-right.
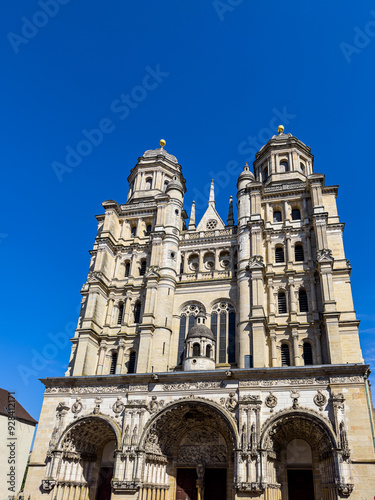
[[196, 204, 225, 231]]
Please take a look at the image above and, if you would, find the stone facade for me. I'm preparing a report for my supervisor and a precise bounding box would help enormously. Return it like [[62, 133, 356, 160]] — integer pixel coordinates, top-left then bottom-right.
[[24, 129, 375, 499]]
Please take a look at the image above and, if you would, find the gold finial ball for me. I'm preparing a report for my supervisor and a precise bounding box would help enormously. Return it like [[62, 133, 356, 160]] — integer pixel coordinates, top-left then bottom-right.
[[160, 139, 166, 148], [278, 125, 284, 134]]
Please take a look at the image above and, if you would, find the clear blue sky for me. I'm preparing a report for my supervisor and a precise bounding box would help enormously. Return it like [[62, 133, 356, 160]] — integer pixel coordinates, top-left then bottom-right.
[[1, 1, 375, 421]]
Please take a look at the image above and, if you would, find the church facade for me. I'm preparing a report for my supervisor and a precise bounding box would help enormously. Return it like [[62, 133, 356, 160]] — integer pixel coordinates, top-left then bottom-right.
[[24, 128, 375, 500]]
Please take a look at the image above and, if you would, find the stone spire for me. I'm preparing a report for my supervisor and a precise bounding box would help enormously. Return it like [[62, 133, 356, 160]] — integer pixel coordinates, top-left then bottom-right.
[[227, 196, 234, 226], [209, 179, 215, 207], [188, 200, 196, 230]]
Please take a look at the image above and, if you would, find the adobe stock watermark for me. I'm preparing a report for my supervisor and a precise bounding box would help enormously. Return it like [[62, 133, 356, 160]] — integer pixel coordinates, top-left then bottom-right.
[[340, 10, 375, 63], [213, 0, 244, 21], [190, 106, 297, 210], [52, 64, 169, 183], [17, 320, 75, 385], [7, 0, 71, 55]]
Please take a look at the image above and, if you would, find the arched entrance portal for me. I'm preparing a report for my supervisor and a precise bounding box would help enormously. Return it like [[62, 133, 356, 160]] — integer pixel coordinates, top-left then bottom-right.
[[141, 399, 237, 500], [45, 416, 119, 500], [261, 411, 348, 500]]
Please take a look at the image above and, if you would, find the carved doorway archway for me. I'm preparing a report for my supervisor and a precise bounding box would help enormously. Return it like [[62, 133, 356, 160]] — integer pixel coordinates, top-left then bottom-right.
[[261, 411, 351, 500], [141, 399, 237, 500], [44, 417, 119, 500]]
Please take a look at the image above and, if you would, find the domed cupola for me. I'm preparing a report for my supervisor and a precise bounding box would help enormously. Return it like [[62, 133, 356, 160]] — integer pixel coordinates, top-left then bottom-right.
[[253, 125, 314, 184], [237, 162, 255, 190], [183, 311, 216, 371], [126, 140, 185, 203]]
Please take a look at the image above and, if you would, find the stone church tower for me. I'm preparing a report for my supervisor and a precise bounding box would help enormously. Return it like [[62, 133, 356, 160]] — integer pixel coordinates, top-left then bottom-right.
[[24, 128, 374, 500]]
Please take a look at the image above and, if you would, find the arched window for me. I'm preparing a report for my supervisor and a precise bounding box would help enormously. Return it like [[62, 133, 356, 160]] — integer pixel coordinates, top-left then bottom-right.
[[295, 244, 304, 262], [292, 208, 301, 220], [177, 304, 203, 364], [110, 352, 118, 374], [281, 344, 291, 366], [280, 160, 289, 172], [275, 246, 285, 263], [211, 302, 236, 364], [299, 289, 308, 312], [193, 343, 200, 356], [125, 262, 130, 277], [303, 342, 313, 365], [278, 291, 287, 314], [139, 259, 147, 276], [117, 303, 124, 324], [206, 345, 211, 358], [128, 351, 136, 373], [134, 302, 142, 324], [273, 210, 282, 222], [145, 177, 152, 190], [131, 226, 137, 237]]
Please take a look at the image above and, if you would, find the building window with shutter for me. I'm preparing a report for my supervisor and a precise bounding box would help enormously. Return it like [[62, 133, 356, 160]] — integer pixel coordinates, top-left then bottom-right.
[[117, 303, 124, 324], [281, 343, 291, 366], [128, 351, 136, 373], [303, 342, 313, 365], [275, 246, 285, 263], [134, 302, 142, 324], [110, 352, 118, 374], [295, 244, 304, 262], [139, 259, 147, 276], [299, 289, 308, 312], [278, 291, 287, 314]]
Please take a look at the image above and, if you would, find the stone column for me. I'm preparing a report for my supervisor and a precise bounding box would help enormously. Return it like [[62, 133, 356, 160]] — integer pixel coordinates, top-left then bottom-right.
[[270, 331, 277, 367], [292, 329, 301, 366], [96, 341, 107, 375], [116, 340, 126, 374], [105, 296, 115, 326]]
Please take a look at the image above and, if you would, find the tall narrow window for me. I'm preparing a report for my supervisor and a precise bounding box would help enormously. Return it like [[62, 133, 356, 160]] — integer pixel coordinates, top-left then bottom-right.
[[128, 351, 136, 373], [178, 315, 187, 364], [228, 311, 236, 363], [163, 180, 169, 192], [134, 302, 141, 324], [278, 292, 287, 314], [273, 210, 282, 222], [131, 226, 137, 237], [299, 289, 308, 312], [295, 244, 304, 262], [219, 312, 227, 363], [211, 302, 236, 364], [145, 224, 152, 235], [292, 208, 301, 220], [110, 352, 118, 374], [303, 342, 313, 365], [275, 246, 285, 263], [206, 345, 211, 358], [263, 167, 268, 181], [125, 262, 130, 277], [145, 177, 152, 190], [281, 344, 291, 366], [139, 260, 147, 276], [117, 303, 124, 324], [177, 304, 203, 364]]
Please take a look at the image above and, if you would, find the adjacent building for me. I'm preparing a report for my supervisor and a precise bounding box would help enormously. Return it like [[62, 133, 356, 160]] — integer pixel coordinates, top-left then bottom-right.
[[0, 388, 37, 499], [24, 127, 375, 500]]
